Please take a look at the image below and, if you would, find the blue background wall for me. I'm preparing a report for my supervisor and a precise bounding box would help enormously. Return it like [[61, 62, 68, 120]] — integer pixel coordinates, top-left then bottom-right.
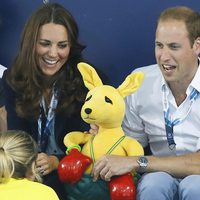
[[0, 0, 199, 86]]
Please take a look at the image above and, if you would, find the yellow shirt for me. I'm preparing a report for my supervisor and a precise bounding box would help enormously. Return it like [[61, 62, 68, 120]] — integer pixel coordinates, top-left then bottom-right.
[[0, 178, 59, 200]]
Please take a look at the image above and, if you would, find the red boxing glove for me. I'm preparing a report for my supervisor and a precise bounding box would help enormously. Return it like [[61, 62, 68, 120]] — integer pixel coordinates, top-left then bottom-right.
[[57, 148, 92, 183], [109, 173, 136, 200]]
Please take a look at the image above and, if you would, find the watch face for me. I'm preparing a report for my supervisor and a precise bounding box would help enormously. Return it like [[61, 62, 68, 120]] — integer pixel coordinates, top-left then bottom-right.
[[138, 156, 148, 167]]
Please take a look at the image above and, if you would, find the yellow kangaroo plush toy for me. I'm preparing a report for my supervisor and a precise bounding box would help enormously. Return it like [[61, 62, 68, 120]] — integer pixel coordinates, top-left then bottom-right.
[[58, 62, 144, 200]]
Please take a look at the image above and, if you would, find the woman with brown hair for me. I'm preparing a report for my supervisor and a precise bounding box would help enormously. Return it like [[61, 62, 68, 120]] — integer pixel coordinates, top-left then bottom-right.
[[2, 3, 89, 199]]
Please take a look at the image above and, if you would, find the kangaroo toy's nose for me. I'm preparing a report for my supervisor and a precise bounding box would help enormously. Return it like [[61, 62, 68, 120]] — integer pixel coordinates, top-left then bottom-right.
[[85, 108, 92, 114]]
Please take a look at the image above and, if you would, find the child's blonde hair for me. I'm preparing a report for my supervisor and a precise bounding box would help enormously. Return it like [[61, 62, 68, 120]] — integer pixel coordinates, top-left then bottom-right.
[[0, 130, 41, 183]]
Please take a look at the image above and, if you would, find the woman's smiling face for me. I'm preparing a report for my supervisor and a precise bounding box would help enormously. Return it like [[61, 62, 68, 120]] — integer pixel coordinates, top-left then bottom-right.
[[36, 23, 70, 76]]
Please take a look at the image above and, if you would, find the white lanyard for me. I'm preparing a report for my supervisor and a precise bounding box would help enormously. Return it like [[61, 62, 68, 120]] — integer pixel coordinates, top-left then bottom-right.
[[38, 86, 59, 152], [162, 85, 199, 149]]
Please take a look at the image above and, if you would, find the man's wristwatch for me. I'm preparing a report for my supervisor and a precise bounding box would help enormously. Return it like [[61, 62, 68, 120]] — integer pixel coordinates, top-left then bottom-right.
[[137, 156, 148, 172]]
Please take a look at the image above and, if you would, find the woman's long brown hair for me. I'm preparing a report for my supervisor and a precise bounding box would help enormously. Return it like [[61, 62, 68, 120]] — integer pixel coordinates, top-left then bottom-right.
[[7, 3, 87, 119]]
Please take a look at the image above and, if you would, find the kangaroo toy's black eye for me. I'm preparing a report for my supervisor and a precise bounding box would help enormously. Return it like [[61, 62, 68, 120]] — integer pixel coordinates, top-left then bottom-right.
[[105, 96, 113, 104], [85, 95, 92, 102]]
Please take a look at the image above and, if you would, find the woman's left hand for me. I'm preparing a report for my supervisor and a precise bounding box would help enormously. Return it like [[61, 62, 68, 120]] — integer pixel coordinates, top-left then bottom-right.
[[88, 124, 99, 135], [36, 153, 59, 176]]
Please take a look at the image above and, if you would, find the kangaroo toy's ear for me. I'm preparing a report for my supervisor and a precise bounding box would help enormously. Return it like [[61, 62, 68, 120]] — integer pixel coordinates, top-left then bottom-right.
[[77, 62, 103, 90], [117, 72, 144, 98]]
